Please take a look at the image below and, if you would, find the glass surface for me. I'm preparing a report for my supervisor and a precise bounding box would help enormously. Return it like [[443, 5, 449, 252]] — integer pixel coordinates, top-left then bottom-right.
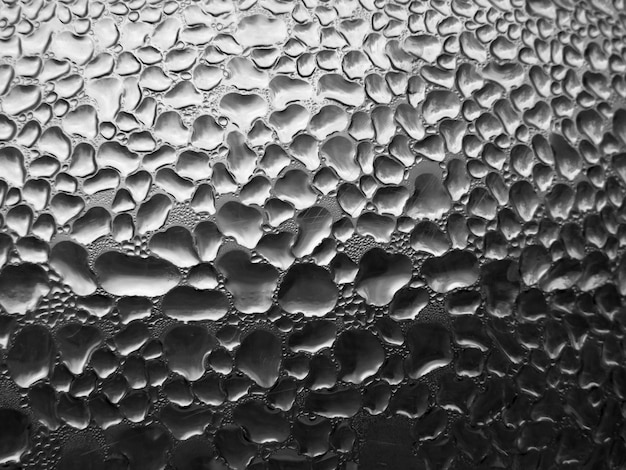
[[0, 0, 625, 468]]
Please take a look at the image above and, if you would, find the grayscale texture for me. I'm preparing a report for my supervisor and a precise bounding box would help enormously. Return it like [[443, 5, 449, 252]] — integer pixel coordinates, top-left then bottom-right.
[[0, 0, 625, 468]]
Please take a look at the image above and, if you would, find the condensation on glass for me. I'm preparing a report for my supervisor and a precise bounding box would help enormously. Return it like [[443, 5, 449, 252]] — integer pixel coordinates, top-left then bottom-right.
[[0, 0, 624, 468]]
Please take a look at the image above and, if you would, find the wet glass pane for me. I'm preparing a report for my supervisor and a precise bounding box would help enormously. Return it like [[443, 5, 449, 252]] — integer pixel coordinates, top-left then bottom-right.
[[0, 0, 625, 468]]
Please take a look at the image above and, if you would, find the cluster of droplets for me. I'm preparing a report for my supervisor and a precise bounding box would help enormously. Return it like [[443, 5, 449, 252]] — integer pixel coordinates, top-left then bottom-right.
[[0, 0, 626, 468]]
